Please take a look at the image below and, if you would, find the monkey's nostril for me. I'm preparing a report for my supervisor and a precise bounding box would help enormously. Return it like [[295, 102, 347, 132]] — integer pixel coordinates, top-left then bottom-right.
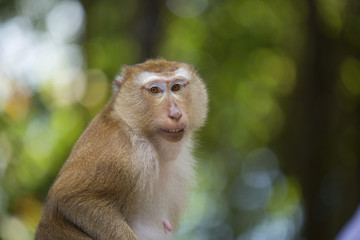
[[169, 111, 182, 120]]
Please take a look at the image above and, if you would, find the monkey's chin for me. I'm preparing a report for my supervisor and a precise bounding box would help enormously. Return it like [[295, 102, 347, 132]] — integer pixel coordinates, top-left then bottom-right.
[[160, 128, 185, 142]]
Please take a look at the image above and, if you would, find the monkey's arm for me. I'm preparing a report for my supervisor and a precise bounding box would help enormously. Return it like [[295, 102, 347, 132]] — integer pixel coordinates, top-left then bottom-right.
[[48, 127, 139, 239], [53, 193, 137, 240], [48, 156, 139, 240]]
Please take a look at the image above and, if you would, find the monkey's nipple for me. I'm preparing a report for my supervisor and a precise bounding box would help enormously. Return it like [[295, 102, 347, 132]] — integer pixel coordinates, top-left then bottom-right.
[[163, 220, 172, 232]]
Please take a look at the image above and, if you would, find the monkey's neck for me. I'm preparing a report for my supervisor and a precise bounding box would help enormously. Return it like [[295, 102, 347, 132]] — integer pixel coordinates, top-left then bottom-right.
[[153, 136, 192, 162]]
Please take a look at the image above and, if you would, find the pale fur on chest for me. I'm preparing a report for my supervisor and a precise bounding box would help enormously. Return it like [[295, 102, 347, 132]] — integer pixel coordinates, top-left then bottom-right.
[[128, 136, 195, 240]]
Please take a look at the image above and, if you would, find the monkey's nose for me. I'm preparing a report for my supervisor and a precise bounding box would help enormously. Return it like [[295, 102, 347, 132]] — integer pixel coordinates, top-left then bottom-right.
[[168, 99, 182, 121], [169, 108, 182, 121]]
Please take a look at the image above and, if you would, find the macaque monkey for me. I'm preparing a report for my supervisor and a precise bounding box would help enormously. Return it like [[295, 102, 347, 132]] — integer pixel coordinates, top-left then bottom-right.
[[35, 59, 208, 240]]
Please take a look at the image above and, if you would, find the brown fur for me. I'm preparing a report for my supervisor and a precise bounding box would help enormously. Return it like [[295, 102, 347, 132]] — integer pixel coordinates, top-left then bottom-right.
[[35, 59, 208, 240]]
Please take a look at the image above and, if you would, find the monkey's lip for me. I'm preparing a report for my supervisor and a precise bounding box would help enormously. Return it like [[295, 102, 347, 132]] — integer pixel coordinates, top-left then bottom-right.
[[160, 127, 186, 142]]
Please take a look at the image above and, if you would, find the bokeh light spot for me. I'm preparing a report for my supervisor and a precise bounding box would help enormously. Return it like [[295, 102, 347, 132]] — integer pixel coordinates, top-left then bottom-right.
[[167, 0, 208, 18], [46, 0, 85, 42]]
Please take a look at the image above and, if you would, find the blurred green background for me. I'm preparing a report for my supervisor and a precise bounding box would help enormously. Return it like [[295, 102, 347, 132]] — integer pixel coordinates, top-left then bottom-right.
[[0, 0, 360, 239]]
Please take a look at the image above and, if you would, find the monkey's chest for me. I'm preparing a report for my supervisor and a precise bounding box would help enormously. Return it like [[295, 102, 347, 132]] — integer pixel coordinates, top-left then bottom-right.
[[130, 217, 173, 240], [129, 176, 186, 240], [129, 194, 176, 240]]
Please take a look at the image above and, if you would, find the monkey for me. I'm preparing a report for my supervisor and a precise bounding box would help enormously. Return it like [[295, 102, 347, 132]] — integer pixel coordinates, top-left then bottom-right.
[[35, 59, 208, 240]]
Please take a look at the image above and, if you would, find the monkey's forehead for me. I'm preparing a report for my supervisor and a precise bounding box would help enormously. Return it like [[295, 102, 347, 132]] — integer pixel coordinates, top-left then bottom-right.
[[133, 59, 189, 71], [135, 67, 192, 84]]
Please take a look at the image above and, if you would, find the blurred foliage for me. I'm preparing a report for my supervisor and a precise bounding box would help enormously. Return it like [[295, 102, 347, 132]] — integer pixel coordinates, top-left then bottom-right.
[[0, 0, 359, 239]]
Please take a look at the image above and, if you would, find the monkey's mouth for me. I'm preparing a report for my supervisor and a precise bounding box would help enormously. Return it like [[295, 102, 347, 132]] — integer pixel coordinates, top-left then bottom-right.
[[160, 127, 185, 142], [162, 128, 185, 134]]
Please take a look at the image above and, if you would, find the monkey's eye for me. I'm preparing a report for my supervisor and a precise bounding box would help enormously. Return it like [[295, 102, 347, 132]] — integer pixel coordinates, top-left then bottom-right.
[[149, 86, 162, 94], [171, 83, 184, 92]]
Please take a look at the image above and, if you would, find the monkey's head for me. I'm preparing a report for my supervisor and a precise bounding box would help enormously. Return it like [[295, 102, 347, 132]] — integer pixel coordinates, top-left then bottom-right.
[[112, 59, 208, 142]]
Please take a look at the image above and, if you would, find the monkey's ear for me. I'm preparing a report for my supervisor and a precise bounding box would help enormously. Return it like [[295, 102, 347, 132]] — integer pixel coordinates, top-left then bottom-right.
[[114, 75, 124, 88]]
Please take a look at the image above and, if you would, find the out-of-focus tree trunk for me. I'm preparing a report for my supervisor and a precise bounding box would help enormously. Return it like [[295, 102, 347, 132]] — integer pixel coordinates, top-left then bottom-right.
[[276, 0, 360, 239], [290, 1, 336, 236], [133, 0, 165, 58], [81, 0, 165, 66]]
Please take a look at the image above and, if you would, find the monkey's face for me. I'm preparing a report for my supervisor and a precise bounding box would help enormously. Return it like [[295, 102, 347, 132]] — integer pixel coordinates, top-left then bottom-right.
[[113, 60, 208, 142], [142, 76, 189, 142]]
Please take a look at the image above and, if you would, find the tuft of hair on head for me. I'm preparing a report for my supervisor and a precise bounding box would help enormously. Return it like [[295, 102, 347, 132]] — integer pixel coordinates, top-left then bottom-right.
[[113, 64, 130, 92], [112, 75, 122, 93], [114, 75, 123, 87]]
